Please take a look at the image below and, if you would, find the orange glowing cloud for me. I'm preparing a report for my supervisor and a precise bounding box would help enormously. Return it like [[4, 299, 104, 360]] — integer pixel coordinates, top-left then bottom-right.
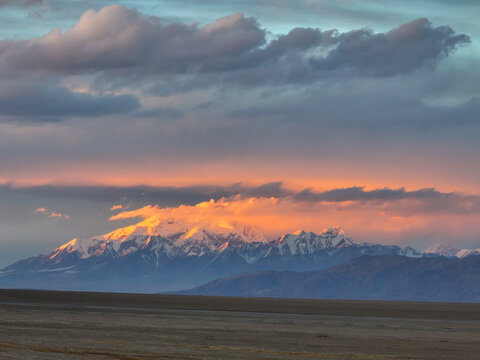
[[109, 198, 281, 233], [108, 196, 480, 245], [34, 207, 70, 220]]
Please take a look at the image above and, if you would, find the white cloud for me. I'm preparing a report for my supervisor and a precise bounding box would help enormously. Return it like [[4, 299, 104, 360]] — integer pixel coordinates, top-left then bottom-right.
[[33, 207, 70, 219]]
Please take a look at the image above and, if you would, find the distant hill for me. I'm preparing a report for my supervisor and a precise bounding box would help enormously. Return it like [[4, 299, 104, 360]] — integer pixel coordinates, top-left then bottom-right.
[[179, 255, 480, 303]]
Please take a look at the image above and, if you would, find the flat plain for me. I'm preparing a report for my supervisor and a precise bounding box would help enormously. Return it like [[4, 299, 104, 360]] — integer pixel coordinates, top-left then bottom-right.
[[0, 289, 478, 359]]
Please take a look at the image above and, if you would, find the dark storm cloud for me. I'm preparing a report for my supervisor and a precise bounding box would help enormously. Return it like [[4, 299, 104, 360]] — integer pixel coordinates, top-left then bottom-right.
[[0, 5, 469, 81], [0, 82, 140, 120], [0, 182, 291, 207]]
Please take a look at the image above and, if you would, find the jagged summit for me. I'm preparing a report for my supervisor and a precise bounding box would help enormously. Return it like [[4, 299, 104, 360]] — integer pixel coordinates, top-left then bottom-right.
[[103, 216, 270, 244], [50, 217, 270, 260], [278, 226, 353, 256], [425, 243, 460, 257], [103, 216, 239, 241], [48, 217, 356, 261], [290, 225, 347, 237]]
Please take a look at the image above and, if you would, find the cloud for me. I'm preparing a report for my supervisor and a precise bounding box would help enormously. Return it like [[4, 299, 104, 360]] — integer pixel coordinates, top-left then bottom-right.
[[295, 186, 457, 202], [293, 187, 480, 216], [228, 73, 480, 129], [0, 0, 45, 7], [0, 5, 469, 82], [10, 182, 478, 218], [107, 198, 296, 239], [2, 182, 290, 206], [33, 207, 69, 219], [110, 204, 162, 221], [110, 203, 132, 211], [0, 5, 471, 123], [310, 18, 471, 76], [0, 81, 140, 120], [0, 6, 266, 75]]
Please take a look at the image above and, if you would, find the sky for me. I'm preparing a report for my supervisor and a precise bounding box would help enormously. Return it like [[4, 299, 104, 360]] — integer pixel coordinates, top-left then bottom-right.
[[0, 0, 479, 266]]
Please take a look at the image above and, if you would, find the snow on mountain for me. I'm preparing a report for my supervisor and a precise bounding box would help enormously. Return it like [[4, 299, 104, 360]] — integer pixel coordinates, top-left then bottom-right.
[[424, 243, 480, 258], [277, 226, 353, 256], [425, 244, 461, 257], [47, 216, 268, 260], [41, 219, 430, 265], [46, 219, 355, 262]]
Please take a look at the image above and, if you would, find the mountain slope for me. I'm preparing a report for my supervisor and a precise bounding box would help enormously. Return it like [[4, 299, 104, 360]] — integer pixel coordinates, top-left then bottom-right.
[[180, 255, 480, 303]]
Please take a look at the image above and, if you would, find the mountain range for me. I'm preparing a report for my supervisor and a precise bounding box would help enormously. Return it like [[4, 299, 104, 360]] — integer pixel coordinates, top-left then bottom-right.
[[0, 216, 478, 295], [179, 255, 480, 303]]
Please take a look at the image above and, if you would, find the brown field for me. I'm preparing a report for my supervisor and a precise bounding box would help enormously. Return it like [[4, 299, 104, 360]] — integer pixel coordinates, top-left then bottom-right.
[[0, 289, 479, 359]]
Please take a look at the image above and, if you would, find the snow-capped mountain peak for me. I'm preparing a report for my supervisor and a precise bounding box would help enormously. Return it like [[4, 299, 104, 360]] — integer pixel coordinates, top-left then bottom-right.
[[102, 216, 188, 241], [277, 226, 354, 255], [48, 221, 360, 261], [424, 243, 460, 257], [46, 217, 359, 262], [48, 216, 270, 260], [101, 216, 266, 243], [48, 237, 108, 260], [424, 243, 480, 258]]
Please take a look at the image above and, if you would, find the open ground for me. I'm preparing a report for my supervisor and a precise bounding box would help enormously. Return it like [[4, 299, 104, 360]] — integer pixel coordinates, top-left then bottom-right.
[[0, 289, 478, 359]]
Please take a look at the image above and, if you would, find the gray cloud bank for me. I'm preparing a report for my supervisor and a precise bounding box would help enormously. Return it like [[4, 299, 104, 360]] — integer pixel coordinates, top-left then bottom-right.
[[0, 6, 468, 78], [0, 82, 139, 119], [310, 18, 470, 77], [3, 182, 478, 216]]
